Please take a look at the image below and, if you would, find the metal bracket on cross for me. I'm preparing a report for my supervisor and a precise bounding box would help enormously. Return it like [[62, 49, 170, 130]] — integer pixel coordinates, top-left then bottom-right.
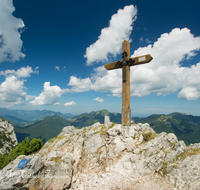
[[122, 51, 127, 83], [115, 51, 136, 82], [115, 52, 136, 68]]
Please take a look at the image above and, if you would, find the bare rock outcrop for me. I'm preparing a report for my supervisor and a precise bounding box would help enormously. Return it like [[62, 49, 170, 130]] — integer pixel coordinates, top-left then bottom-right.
[[1, 121, 200, 189], [0, 118, 18, 155]]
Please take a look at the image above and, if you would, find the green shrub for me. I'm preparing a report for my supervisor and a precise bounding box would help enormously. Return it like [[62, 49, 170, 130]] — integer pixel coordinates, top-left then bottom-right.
[[0, 154, 10, 170], [0, 137, 43, 170], [29, 138, 43, 153]]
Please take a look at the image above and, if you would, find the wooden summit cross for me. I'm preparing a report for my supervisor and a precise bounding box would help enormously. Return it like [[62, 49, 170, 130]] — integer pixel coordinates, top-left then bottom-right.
[[104, 40, 153, 134]]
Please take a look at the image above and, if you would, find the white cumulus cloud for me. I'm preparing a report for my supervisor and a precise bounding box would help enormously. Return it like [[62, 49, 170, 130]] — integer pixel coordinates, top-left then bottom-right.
[[0, 75, 27, 104], [0, 66, 39, 78], [54, 102, 60, 105], [68, 28, 200, 101], [178, 87, 200, 100], [0, 66, 39, 105], [30, 82, 69, 106], [68, 76, 92, 92], [84, 5, 137, 65], [0, 0, 25, 63], [130, 28, 200, 99], [64, 101, 76, 106], [94, 97, 104, 102]]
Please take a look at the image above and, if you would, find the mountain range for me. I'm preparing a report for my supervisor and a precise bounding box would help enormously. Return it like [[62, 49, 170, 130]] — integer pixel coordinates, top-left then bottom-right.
[[0, 108, 74, 126], [13, 109, 141, 143], [14, 115, 71, 143], [137, 112, 200, 145], [1, 108, 200, 145]]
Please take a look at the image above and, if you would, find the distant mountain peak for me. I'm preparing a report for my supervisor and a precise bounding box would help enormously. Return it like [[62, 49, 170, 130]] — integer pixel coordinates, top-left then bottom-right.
[[168, 112, 187, 117], [91, 109, 110, 116]]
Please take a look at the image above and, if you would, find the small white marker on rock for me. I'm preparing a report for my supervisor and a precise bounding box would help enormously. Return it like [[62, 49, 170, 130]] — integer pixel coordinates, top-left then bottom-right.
[[104, 116, 110, 124]]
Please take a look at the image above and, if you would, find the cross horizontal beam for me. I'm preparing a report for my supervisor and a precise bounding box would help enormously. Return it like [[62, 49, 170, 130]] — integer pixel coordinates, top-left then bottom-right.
[[104, 54, 153, 70]]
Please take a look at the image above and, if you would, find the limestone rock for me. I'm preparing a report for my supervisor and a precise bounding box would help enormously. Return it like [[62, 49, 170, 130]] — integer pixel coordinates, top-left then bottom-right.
[[107, 124, 122, 136], [59, 126, 76, 136], [84, 133, 105, 154], [54, 136, 68, 147], [145, 150, 166, 172], [168, 153, 200, 189], [0, 118, 18, 154], [33, 155, 74, 190], [138, 134, 144, 144], [113, 136, 126, 155], [189, 142, 200, 149], [1, 121, 200, 190], [85, 122, 102, 137], [0, 155, 44, 190], [99, 146, 107, 160], [124, 137, 136, 152]]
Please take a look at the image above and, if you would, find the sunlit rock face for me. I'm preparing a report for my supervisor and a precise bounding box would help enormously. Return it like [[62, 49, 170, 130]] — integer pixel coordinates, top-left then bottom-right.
[[1, 121, 200, 190], [0, 118, 18, 155]]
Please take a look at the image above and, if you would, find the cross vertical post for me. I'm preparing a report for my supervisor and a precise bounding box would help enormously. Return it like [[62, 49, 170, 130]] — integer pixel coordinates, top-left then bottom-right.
[[122, 40, 131, 127]]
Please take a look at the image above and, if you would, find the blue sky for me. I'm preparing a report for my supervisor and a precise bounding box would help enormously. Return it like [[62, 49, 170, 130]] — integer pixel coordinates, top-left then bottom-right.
[[0, 0, 200, 117]]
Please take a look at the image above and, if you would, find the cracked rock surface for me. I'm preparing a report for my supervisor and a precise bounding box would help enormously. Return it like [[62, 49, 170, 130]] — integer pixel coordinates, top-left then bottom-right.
[[1, 122, 200, 189], [0, 118, 18, 155]]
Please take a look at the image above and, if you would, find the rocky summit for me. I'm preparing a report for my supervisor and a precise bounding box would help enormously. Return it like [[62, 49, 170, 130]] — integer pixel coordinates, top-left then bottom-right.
[[1, 122, 200, 190], [0, 118, 18, 155]]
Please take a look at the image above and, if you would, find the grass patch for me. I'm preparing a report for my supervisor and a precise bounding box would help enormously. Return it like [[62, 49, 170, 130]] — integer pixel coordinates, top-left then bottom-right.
[[143, 132, 157, 142], [66, 138, 73, 143], [176, 153, 185, 160], [170, 142, 175, 146], [100, 122, 116, 136], [101, 125, 106, 131], [110, 122, 116, 128], [47, 147, 53, 153], [175, 147, 200, 161], [97, 146, 105, 155], [45, 135, 66, 147], [48, 137, 55, 144], [163, 150, 170, 155], [56, 135, 65, 140], [170, 142, 176, 149], [54, 135, 66, 143], [50, 155, 62, 163], [35, 178, 41, 185], [184, 147, 200, 156], [160, 161, 168, 175], [93, 126, 100, 131]]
